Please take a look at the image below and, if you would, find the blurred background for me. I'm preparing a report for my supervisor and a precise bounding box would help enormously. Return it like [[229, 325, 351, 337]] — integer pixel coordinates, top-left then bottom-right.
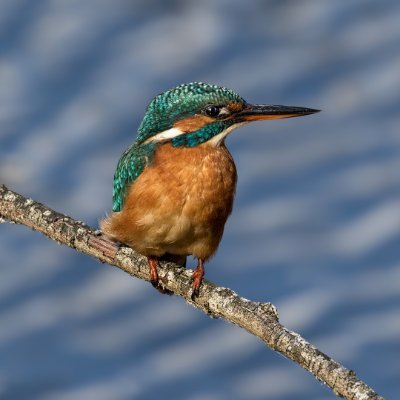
[[1, 0, 399, 399]]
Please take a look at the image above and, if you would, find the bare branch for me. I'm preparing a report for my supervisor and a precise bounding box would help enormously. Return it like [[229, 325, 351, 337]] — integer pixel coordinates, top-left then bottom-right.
[[0, 184, 384, 400]]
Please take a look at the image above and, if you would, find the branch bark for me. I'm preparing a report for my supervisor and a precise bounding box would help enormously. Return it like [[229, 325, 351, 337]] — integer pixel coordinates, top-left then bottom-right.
[[0, 184, 384, 400]]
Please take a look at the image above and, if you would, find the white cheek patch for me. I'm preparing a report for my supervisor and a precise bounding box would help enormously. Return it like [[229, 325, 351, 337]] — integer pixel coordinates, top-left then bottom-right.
[[208, 123, 247, 146], [143, 127, 185, 144]]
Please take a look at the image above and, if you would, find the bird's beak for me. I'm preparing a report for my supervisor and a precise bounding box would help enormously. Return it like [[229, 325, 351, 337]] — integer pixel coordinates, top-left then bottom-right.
[[236, 104, 320, 122]]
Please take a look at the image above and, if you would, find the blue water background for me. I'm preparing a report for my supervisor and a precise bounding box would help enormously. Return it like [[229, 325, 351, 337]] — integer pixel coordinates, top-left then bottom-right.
[[0, 1, 399, 399]]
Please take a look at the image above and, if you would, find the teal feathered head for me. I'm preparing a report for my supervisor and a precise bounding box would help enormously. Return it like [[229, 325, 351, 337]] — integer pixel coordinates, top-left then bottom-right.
[[136, 82, 245, 145]]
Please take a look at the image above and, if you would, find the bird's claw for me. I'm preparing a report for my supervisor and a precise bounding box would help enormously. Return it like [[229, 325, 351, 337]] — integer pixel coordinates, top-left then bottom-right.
[[190, 259, 205, 299], [190, 273, 203, 299], [150, 277, 159, 288], [191, 284, 200, 300], [148, 256, 173, 295]]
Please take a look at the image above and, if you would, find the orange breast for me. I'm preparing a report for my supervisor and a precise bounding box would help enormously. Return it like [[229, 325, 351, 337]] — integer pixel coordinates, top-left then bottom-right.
[[101, 142, 237, 260]]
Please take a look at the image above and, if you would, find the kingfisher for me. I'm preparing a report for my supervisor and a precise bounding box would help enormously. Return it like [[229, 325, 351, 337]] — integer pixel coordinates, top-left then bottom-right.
[[101, 82, 319, 296]]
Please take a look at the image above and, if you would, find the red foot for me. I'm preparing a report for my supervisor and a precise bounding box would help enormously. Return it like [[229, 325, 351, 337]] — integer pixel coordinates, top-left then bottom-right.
[[147, 256, 159, 286], [147, 256, 173, 295], [191, 259, 205, 298]]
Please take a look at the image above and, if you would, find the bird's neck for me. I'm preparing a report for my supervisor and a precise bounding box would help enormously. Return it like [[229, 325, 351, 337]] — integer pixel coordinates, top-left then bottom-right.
[[170, 121, 229, 147]]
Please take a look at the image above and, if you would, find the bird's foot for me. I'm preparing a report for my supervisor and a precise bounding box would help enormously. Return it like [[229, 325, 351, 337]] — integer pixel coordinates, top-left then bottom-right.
[[147, 256, 173, 295], [191, 259, 205, 299], [147, 256, 159, 286]]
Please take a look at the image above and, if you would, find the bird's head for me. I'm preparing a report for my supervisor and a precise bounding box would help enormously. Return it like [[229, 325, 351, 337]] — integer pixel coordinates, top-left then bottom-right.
[[136, 82, 319, 147]]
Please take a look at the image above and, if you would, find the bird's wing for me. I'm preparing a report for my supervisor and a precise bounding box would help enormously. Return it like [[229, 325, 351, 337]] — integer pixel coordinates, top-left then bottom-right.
[[112, 142, 155, 212]]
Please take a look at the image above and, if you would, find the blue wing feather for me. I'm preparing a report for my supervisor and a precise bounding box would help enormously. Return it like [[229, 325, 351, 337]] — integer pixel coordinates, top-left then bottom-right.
[[112, 142, 156, 212]]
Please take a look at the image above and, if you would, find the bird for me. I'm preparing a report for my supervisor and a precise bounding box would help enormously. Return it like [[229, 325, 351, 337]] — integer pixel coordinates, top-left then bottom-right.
[[101, 82, 319, 296]]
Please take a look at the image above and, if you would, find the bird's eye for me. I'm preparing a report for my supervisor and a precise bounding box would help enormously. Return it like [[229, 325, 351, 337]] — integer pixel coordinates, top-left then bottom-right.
[[205, 105, 221, 117]]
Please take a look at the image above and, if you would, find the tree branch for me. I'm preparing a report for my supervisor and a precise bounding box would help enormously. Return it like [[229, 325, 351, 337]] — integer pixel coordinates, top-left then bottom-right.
[[0, 184, 383, 400]]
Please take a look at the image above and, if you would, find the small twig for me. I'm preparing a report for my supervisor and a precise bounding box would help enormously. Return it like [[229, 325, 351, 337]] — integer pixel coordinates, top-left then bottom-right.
[[0, 184, 384, 400]]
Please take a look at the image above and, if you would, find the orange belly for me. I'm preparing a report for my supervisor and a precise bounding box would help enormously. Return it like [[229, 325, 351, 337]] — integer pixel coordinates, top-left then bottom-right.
[[101, 142, 237, 260]]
